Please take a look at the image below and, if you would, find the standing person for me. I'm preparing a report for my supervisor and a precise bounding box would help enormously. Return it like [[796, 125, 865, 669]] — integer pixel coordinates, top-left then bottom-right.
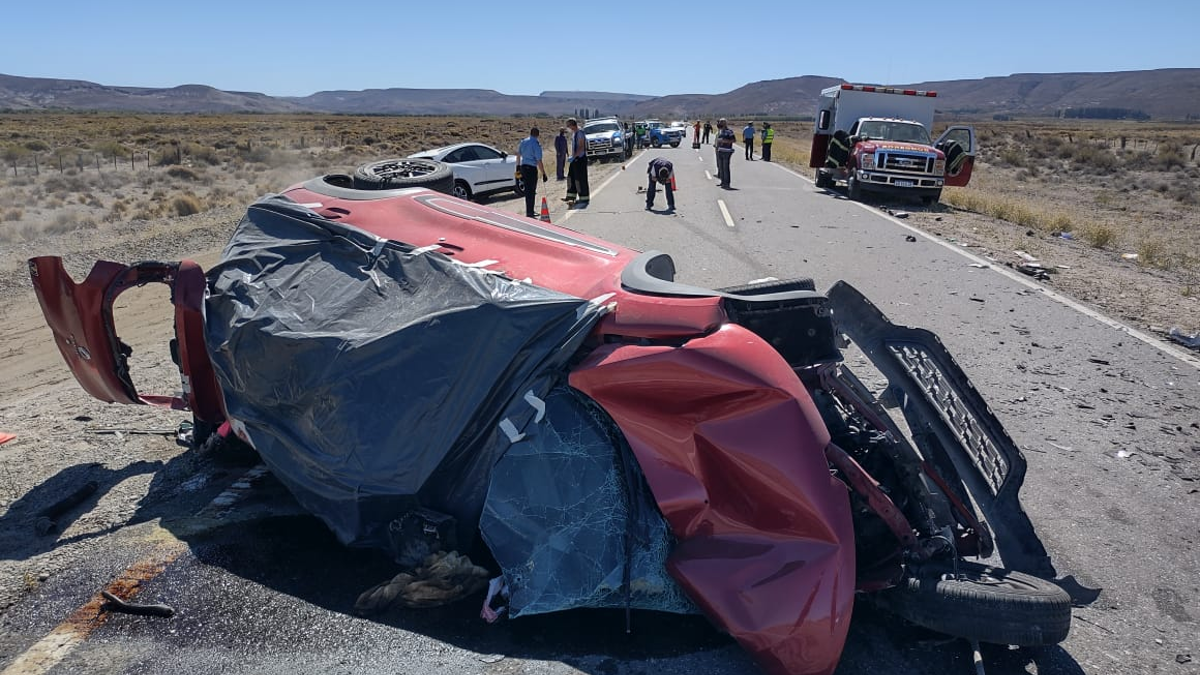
[[564, 118, 589, 206], [554, 127, 568, 181], [715, 118, 735, 188], [743, 121, 756, 160], [517, 127, 549, 218], [702, 121, 712, 144], [693, 121, 701, 144], [644, 156, 675, 211], [761, 122, 774, 162]]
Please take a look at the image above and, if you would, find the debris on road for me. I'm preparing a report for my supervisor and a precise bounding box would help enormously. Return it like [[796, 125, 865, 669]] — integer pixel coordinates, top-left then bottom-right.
[[34, 480, 98, 535], [1177, 654, 1192, 664], [101, 590, 176, 618], [1014, 250, 1039, 263], [1015, 263, 1051, 281], [1088, 358, 1111, 366], [88, 427, 177, 436], [1121, 253, 1139, 261], [969, 263, 988, 269], [905, 235, 917, 242], [888, 210, 910, 219], [355, 551, 490, 615], [1168, 328, 1200, 351], [1116, 450, 1133, 459], [0, 432, 14, 446]]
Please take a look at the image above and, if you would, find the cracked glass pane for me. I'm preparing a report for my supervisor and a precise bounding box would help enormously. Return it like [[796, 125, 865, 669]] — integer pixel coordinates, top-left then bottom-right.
[[481, 386, 695, 617]]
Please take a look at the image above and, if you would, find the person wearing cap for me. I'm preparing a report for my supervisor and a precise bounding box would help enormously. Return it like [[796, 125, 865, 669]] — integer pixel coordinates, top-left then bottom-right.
[[715, 118, 736, 188], [761, 122, 774, 162], [645, 156, 675, 211], [702, 121, 712, 144], [743, 121, 756, 160], [517, 127, 549, 218], [554, 127, 569, 181]]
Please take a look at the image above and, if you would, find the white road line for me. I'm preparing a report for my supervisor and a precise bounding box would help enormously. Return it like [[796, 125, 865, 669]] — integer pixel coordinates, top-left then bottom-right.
[[768, 161, 1200, 371], [705, 170, 712, 181], [717, 199, 735, 228], [2, 465, 269, 675], [561, 156, 632, 224]]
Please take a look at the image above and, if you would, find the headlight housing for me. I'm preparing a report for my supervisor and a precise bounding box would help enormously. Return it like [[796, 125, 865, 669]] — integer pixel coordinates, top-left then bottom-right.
[[860, 152, 876, 170], [934, 158, 946, 174]]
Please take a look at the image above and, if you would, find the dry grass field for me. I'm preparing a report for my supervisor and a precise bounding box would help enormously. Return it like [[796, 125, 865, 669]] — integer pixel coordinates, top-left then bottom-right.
[[1, 112, 1198, 336]]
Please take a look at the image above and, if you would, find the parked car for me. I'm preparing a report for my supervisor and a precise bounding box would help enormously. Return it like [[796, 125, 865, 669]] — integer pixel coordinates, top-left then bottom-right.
[[583, 117, 627, 162], [641, 119, 682, 148], [407, 142, 524, 201], [29, 161, 1074, 675]]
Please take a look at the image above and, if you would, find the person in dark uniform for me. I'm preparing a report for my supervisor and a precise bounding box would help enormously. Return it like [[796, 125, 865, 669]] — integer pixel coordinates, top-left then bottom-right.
[[702, 121, 712, 144], [554, 127, 568, 180], [645, 156, 675, 211], [564, 118, 589, 206]]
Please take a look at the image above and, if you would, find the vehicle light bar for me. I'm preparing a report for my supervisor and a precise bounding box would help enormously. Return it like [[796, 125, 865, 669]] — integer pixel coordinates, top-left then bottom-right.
[[840, 83, 937, 97]]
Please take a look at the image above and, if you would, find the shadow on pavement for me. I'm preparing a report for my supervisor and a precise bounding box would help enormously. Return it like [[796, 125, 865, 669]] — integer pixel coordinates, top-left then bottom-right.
[[0, 460, 162, 561], [158, 472, 1087, 675]]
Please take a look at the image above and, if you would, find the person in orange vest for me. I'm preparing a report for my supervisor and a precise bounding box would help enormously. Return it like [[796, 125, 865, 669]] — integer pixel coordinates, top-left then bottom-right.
[[761, 122, 775, 162], [645, 157, 675, 211]]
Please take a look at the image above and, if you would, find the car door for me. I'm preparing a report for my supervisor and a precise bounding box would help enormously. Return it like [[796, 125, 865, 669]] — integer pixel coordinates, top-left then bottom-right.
[[442, 146, 484, 192], [471, 144, 516, 192], [935, 126, 976, 187]]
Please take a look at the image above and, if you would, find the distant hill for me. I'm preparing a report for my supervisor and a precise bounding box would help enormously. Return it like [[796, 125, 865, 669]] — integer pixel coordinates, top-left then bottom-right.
[[0, 74, 303, 113], [2, 70, 1198, 119], [284, 88, 643, 116]]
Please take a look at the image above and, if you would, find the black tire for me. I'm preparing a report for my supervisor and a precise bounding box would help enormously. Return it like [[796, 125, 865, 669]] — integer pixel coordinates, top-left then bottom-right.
[[652, 138, 662, 148], [512, 176, 525, 197], [717, 277, 816, 295], [452, 179, 473, 201], [352, 158, 454, 194], [815, 169, 833, 189], [847, 175, 862, 201], [921, 190, 942, 206], [877, 560, 1071, 646], [670, 141, 680, 148]]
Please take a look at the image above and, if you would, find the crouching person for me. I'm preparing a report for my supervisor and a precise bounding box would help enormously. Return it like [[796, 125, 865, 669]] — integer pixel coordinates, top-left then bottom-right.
[[645, 157, 675, 211]]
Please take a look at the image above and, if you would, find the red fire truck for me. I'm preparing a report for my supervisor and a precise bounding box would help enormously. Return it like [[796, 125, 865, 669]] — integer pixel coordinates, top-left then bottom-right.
[[810, 84, 976, 204]]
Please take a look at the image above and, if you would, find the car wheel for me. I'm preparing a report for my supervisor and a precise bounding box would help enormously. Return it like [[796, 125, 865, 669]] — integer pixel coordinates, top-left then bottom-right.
[[875, 560, 1072, 646], [352, 158, 455, 194], [921, 191, 942, 206], [512, 176, 525, 197], [670, 141, 680, 148], [452, 180, 473, 201], [847, 175, 862, 201], [652, 139, 661, 148], [815, 169, 833, 189]]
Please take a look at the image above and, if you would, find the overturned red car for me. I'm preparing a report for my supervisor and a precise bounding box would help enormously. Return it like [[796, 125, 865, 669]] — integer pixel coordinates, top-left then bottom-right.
[[30, 159, 1073, 675]]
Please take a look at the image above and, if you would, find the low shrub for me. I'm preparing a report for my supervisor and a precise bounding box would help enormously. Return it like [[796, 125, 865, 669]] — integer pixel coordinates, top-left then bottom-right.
[[171, 194, 202, 216], [167, 166, 200, 181], [1081, 224, 1116, 248]]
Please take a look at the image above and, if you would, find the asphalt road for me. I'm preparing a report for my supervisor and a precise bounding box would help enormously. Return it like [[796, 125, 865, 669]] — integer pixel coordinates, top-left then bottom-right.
[[2, 146, 1198, 675]]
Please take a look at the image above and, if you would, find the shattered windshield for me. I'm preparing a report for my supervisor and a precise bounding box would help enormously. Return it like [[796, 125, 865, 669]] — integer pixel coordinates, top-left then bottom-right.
[[857, 120, 931, 144]]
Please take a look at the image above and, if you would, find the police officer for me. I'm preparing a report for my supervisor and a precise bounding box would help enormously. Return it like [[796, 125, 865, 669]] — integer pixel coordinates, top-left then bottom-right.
[[761, 122, 774, 162]]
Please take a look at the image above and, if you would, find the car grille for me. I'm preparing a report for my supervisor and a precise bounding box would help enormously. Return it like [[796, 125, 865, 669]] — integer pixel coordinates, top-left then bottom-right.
[[588, 138, 613, 150], [880, 152, 934, 175]]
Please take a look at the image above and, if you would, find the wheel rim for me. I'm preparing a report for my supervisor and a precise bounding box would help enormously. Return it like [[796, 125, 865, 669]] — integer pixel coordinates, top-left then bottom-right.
[[453, 182, 470, 199], [371, 159, 437, 180]]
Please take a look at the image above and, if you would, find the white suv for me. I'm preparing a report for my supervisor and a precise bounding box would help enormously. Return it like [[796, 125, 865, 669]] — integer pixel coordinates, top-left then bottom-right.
[[583, 118, 627, 162]]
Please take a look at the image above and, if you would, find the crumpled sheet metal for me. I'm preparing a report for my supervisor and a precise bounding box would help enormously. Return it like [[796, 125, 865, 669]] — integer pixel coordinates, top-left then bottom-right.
[[570, 324, 856, 675], [204, 196, 606, 550]]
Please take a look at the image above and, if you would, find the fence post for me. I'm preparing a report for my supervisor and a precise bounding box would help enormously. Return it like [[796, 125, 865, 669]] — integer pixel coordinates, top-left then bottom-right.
[[33, 154, 38, 176], [58, 152, 63, 173], [131, 151, 135, 170], [96, 153, 101, 171]]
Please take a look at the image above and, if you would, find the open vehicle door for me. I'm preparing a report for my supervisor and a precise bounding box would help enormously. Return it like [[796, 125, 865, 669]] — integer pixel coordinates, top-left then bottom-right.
[[935, 125, 976, 187], [28, 257, 225, 427]]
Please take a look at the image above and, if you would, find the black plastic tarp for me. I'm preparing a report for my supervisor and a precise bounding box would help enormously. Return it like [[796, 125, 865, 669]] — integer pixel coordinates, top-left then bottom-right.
[[204, 196, 607, 550]]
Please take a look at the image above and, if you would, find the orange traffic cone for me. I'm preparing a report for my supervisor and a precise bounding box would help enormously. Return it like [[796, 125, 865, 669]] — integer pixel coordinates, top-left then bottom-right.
[[539, 197, 551, 223]]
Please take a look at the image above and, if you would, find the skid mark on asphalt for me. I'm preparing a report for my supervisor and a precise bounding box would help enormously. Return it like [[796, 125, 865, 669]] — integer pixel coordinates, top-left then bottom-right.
[[767, 161, 1200, 371], [0, 465, 269, 675]]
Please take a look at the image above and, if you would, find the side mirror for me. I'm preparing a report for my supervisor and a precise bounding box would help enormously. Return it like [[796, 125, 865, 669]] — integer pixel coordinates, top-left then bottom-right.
[[500, 152, 507, 158]]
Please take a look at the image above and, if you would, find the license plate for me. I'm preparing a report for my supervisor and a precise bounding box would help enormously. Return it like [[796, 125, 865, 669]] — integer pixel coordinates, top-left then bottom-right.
[[895, 180, 914, 187]]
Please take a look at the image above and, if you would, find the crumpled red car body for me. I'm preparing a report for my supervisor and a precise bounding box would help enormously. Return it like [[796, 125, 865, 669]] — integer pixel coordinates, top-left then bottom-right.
[[30, 180, 857, 675]]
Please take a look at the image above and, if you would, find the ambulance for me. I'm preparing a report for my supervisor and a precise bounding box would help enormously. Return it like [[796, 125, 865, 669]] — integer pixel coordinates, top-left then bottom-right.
[[810, 84, 976, 204]]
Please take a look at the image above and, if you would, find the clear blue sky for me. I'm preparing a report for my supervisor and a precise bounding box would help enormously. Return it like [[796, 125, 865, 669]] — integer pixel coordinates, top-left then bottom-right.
[[4, 0, 1196, 97]]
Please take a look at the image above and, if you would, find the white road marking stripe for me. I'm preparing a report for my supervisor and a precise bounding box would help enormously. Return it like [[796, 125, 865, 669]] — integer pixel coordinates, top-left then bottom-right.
[[2, 465, 269, 675], [705, 170, 712, 181], [767, 161, 1200, 371], [561, 155, 634, 223], [717, 199, 735, 228]]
